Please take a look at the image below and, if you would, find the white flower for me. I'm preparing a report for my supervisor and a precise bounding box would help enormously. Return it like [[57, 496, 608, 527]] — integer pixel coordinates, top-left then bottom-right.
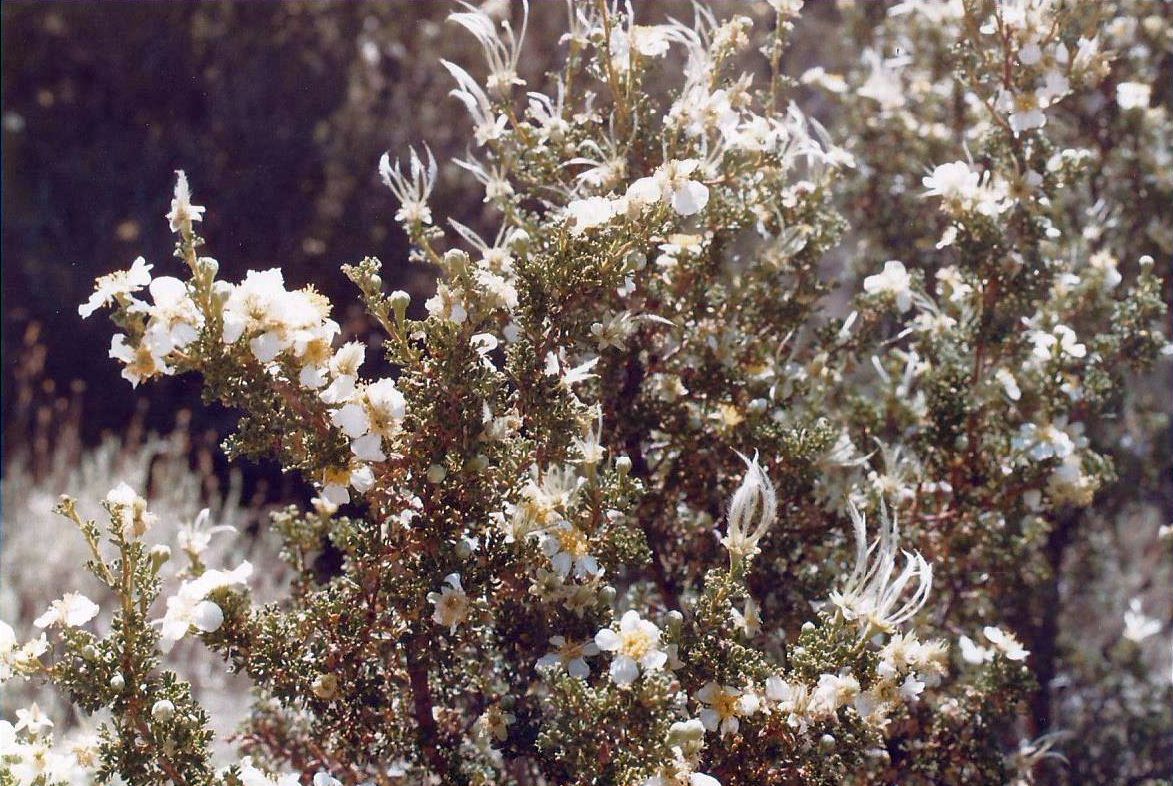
[[166, 170, 206, 234], [730, 596, 762, 638], [108, 333, 169, 387], [320, 463, 376, 506], [0, 624, 48, 685], [863, 260, 913, 313], [536, 635, 600, 678], [810, 672, 861, 716], [33, 593, 99, 629], [428, 573, 470, 633], [720, 451, 777, 563], [1116, 81, 1151, 111], [79, 256, 153, 318], [1122, 598, 1161, 643], [610, 24, 674, 71], [1030, 324, 1086, 361], [364, 378, 407, 438], [565, 196, 618, 236], [765, 676, 814, 728], [923, 162, 981, 202], [540, 522, 602, 579], [982, 625, 1029, 661], [595, 610, 668, 685], [828, 502, 933, 637], [696, 682, 754, 737], [1013, 421, 1077, 461], [899, 672, 926, 701], [105, 482, 157, 539], [571, 412, 606, 466], [997, 87, 1047, 134], [448, 0, 528, 95], [996, 368, 1022, 401], [857, 49, 906, 112], [142, 276, 204, 358], [178, 508, 236, 561], [643, 747, 721, 786], [544, 351, 599, 387], [627, 159, 710, 217], [442, 61, 508, 146], [475, 705, 516, 744], [958, 633, 994, 664], [14, 703, 54, 735], [239, 757, 302, 786], [157, 562, 252, 652]]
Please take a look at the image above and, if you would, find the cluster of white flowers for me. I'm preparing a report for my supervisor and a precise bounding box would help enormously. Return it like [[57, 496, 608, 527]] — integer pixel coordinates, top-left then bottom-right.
[[564, 156, 711, 237], [0, 717, 102, 786], [81, 259, 204, 388], [321, 367, 407, 506], [959, 625, 1031, 664], [922, 161, 1009, 217], [761, 632, 945, 732], [984, 2, 1074, 134]]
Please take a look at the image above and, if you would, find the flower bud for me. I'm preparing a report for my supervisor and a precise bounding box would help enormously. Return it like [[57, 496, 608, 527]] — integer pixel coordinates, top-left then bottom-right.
[[389, 290, 411, 323], [197, 255, 219, 279], [151, 699, 176, 722], [109, 674, 126, 691], [615, 456, 632, 477], [426, 464, 447, 484], [312, 673, 339, 700], [442, 249, 471, 275], [149, 544, 172, 571]]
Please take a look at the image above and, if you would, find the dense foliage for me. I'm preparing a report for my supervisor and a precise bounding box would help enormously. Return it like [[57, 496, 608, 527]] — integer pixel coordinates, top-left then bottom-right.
[[3, 1, 1169, 784]]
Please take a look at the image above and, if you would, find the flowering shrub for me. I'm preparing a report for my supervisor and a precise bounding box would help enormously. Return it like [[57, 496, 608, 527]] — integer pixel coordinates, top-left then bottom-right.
[[3, 1, 1170, 784]]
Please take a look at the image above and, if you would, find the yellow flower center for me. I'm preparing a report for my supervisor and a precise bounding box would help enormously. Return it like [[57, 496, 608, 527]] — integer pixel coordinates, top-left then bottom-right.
[[556, 526, 590, 557], [619, 628, 655, 660], [712, 690, 739, 719]]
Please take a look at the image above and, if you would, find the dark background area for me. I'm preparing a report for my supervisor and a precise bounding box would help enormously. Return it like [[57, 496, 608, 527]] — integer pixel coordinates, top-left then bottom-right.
[[3, 3, 452, 459]]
